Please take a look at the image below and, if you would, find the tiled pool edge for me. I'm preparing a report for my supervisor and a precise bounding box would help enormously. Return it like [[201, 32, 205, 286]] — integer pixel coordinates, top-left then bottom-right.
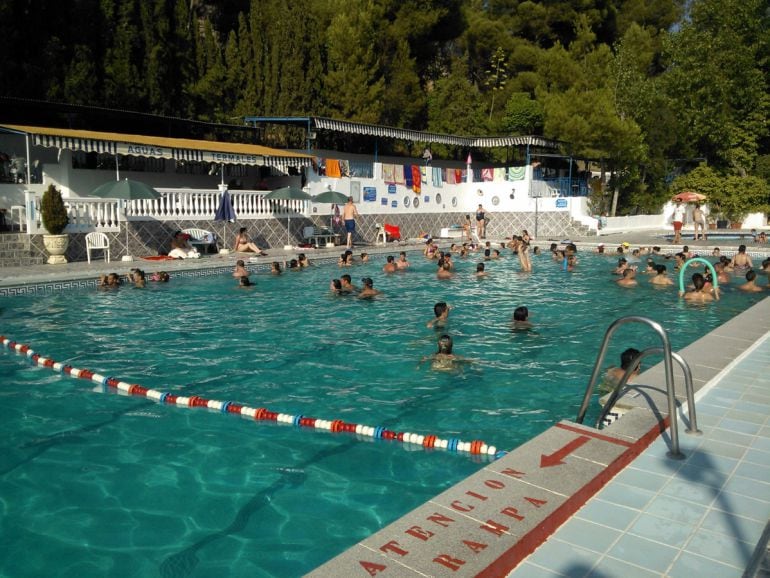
[[306, 296, 770, 577]]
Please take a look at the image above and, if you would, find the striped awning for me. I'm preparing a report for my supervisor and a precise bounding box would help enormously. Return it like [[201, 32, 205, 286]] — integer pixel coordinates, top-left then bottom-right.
[[0, 124, 311, 169], [311, 117, 561, 149]]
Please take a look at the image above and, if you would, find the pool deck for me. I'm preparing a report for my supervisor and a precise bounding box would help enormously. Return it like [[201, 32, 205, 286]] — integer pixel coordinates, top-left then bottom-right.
[[2, 229, 769, 577]]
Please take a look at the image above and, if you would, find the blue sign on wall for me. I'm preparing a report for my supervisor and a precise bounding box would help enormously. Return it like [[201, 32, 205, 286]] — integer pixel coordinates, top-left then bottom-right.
[[423, 196, 429, 203], [388, 184, 396, 195], [363, 187, 377, 202], [381, 197, 388, 206], [555, 198, 568, 208], [391, 201, 398, 208]]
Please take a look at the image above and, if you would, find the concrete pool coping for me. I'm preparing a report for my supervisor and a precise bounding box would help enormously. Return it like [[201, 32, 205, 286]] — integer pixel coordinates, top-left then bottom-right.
[[2, 232, 769, 576]]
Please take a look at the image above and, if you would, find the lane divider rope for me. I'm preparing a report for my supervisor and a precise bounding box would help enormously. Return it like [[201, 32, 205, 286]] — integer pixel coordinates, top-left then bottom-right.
[[1, 335, 505, 459]]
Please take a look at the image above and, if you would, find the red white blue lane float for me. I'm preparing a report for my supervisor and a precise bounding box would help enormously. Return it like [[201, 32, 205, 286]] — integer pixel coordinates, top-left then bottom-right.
[[1, 336, 504, 459]]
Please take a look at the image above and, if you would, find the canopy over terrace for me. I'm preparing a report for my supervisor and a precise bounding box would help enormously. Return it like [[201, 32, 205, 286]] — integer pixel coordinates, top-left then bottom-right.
[[0, 124, 312, 178], [243, 116, 562, 162]]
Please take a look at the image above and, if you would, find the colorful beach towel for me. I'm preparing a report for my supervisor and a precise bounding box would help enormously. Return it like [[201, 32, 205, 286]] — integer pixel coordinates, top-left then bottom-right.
[[411, 165, 422, 193], [382, 163, 395, 184], [325, 159, 342, 178], [508, 166, 526, 181], [432, 167, 443, 187], [394, 165, 405, 185]]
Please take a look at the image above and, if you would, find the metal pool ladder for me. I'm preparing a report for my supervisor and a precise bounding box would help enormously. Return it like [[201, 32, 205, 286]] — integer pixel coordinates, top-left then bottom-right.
[[575, 316, 702, 459]]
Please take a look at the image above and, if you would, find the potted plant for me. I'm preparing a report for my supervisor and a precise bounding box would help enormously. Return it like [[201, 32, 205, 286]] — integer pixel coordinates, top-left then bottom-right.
[[40, 184, 70, 264]]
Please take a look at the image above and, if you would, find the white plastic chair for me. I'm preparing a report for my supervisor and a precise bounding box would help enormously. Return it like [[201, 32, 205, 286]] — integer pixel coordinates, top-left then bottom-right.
[[86, 232, 110, 263], [374, 223, 387, 245]]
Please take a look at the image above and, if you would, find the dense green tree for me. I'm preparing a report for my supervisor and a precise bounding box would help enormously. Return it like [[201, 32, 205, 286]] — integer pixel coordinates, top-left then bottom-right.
[[323, 1, 385, 123], [502, 92, 543, 134], [662, 0, 770, 175], [427, 56, 486, 137], [102, 0, 146, 109]]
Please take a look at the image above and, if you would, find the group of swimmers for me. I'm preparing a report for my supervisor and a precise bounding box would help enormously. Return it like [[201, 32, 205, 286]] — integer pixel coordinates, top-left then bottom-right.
[[233, 254, 311, 286], [607, 242, 768, 301], [98, 269, 170, 289]]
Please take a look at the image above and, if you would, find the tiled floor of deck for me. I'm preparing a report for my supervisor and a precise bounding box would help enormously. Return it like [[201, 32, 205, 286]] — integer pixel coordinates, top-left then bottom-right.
[[509, 332, 770, 578]]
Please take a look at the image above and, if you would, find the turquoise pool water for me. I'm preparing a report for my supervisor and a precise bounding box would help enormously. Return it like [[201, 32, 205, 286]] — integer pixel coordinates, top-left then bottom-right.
[[0, 251, 765, 577]]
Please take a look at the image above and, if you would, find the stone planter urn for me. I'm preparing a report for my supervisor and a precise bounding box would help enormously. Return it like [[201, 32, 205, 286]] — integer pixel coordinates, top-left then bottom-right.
[[43, 234, 69, 264]]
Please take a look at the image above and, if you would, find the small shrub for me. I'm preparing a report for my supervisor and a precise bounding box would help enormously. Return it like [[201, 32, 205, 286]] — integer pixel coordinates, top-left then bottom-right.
[[41, 184, 68, 235]]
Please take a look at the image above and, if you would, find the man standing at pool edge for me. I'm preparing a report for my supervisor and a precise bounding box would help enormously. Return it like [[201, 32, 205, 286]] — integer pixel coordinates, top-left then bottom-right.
[[343, 196, 360, 249], [672, 201, 685, 244]]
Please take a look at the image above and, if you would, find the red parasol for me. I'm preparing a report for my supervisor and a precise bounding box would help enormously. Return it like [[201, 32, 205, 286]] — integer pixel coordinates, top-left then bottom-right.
[[672, 191, 707, 203]]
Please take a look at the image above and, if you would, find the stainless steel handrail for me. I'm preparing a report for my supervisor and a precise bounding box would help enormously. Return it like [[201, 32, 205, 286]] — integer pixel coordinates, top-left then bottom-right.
[[575, 316, 697, 459], [595, 347, 701, 437]]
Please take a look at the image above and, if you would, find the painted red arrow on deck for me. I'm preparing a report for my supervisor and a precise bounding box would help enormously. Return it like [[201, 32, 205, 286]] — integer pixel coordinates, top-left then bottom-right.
[[540, 436, 591, 468]]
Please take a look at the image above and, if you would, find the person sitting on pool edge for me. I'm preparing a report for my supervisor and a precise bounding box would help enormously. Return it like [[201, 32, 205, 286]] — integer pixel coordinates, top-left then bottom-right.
[[358, 277, 380, 299], [169, 230, 200, 259], [601, 347, 641, 394], [233, 227, 268, 256], [426, 302, 451, 329]]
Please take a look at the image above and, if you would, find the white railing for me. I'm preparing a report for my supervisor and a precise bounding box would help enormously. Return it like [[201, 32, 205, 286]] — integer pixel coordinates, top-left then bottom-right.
[[22, 189, 310, 234]]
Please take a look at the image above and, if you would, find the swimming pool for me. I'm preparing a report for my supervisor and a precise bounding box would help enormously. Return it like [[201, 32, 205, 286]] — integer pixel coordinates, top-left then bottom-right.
[[0, 251, 765, 577]]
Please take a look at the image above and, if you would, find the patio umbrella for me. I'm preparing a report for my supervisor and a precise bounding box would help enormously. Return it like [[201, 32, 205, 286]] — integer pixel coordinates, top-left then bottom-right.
[[672, 191, 707, 203], [87, 179, 162, 259], [214, 186, 236, 250], [312, 190, 349, 231], [262, 186, 313, 246]]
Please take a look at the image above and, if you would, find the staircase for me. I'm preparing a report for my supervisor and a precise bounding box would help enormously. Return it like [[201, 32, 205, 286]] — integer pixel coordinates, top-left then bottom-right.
[[0, 233, 46, 268]]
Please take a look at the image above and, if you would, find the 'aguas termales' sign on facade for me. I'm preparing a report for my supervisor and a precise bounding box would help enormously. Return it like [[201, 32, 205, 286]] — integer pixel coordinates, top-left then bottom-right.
[[116, 142, 263, 166]]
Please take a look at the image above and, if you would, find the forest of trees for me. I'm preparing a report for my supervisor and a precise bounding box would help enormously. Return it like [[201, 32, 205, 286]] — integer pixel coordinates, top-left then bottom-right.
[[0, 0, 768, 214]]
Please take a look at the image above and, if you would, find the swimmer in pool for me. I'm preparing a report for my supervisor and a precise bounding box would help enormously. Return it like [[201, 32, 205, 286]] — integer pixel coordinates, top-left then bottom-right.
[[475, 262, 488, 277], [358, 277, 380, 299], [738, 270, 765, 292], [436, 259, 453, 279], [650, 264, 674, 286], [421, 334, 469, 372], [733, 245, 753, 273], [682, 272, 719, 301], [601, 347, 641, 394], [426, 302, 451, 329], [511, 306, 533, 330], [396, 251, 410, 269], [616, 268, 638, 287], [233, 259, 249, 279], [382, 255, 398, 273], [340, 274, 358, 293], [714, 261, 731, 284]]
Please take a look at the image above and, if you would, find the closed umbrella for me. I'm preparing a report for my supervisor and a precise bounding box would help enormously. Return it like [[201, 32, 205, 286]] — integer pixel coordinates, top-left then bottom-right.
[[87, 179, 162, 259], [262, 186, 313, 246], [312, 190, 349, 231], [214, 186, 236, 251]]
